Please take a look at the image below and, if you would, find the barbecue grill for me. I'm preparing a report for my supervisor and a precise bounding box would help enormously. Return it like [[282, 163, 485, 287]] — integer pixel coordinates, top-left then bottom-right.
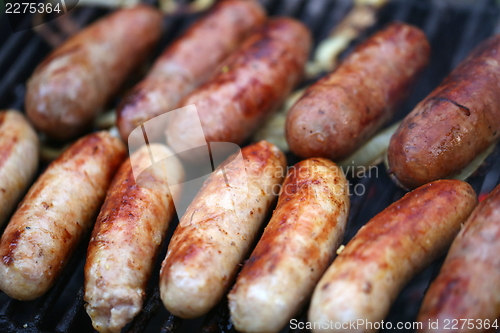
[[1, 0, 500, 332]]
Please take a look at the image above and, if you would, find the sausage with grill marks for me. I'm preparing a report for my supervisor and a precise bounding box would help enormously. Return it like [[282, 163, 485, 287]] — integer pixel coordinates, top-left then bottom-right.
[[84, 143, 184, 333], [388, 34, 500, 190], [165, 18, 311, 156], [228, 158, 350, 333], [417, 183, 500, 333], [26, 5, 163, 141], [160, 141, 287, 318], [0, 131, 126, 300], [286, 22, 430, 161], [0, 110, 39, 227]]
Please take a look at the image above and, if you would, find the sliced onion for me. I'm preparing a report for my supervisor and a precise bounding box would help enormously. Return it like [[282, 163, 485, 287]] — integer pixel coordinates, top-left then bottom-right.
[[77, 0, 141, 7], [339, 121, 401, 170], [252, 88, 306, 152], [305, 2, 388, 78], [354, 0, 390, 8], [159, 0, 215, 14], [95, 110, 117, 129], [450, 142, 497, 181], [40, 142, 71, 162]]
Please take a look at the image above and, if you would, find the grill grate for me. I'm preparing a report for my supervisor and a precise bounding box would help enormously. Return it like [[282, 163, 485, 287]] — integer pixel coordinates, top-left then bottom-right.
[[1, 0, 500, 332]]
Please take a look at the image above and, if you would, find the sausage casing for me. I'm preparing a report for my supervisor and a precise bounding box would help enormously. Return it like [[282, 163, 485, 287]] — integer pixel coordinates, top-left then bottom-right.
[[165, 18, 311, 155], [388, 34, 500, 190], [0, 110, 39, 227], [160, 141, 286, 318], [117, 0, 266, 141], [0, 132, 126, 300], [308, 180, 477, 333], [228, 158, 350, 333], [84, 144, 184, 333], [417, 183, 500, 333], [286, 22, 430, 161], [26, 5, 163, 140]]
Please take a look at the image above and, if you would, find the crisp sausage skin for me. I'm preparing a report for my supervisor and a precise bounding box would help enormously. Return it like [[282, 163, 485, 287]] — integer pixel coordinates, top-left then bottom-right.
[[26, 5, 163, 141], [165, 18, 311, 155], [84, 144, 184, 333], [308, 180, 477, 333], [117, 0, 266, 141], [388, 34, 500, 190], [159, 141, 287, 319], [0, 132, 126, 301], [0, 110, 39, 227], [417, 184, 500, 333], [228, 158, 350, 333], [286, 22, 430, 161]]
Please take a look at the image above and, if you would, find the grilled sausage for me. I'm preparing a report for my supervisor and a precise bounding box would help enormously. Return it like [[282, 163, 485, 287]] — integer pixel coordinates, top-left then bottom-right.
[[228, 158, 350, 333], [388, 34, 500, 190], [26, 5, 163, 141], [165, 18, 311, 156], [84, 144, 184, 333], [417, 183, 500, 333], [0, 132, 126, 301], [117, 0, 266, 141], [309, 179, 477, 333], [160, 141, 286, 318], [286, 22, 430, 161], [0, 110, 39, 227]]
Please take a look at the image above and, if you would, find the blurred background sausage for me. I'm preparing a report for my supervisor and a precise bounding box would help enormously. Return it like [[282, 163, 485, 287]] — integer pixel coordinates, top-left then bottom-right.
[[286, 22, 430, 161], [165, 18, 312, 156], [25, 5, 163, 141], [116, 0, 266, 142], [388, 34, 500, 190], [0, 132, 126, 300], [0, 110, 39, 228]]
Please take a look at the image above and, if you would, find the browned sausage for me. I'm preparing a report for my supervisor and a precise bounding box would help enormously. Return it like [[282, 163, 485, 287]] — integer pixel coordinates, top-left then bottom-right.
[[0, 110, 39, 227], [165, 18, 311, 156], [26, 5, 163, 141], [116, 0, 266, 141], [0, 132, 126, 301], [308, 180, 477, 333], [84, 144, 184, 333], [388, 34, 500, 190], [286, 22, 430, 161], [228, 158, 350, 333], [160, 141, 287, 318], [417, 183, 500, 333]]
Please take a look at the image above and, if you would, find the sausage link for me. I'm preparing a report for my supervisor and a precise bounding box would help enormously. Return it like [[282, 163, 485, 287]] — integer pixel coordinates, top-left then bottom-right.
[[84, 144, 184, 333], [286, 22, 430, 161], [26, 5, 163, 141], [388, 34, 500, 190], [308, 179, 477, 333], [228, 158, 350, 333], [160, 141, 287, 318], [165, 18, 311, 155], [0, 110, 39, 227], [117, 0, 266, 141], [0, 131, 126, 300], [417, 184, 500, 333]]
